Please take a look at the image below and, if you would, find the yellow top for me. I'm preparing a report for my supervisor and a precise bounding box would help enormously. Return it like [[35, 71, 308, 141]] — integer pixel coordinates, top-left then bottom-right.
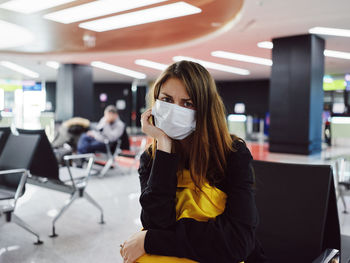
[[137, 169, 231, 263]]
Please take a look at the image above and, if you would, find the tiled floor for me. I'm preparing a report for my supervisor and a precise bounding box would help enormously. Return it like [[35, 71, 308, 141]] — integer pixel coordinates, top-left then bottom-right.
[[1, 151, 350, 263], [0, 166, 142, 263]]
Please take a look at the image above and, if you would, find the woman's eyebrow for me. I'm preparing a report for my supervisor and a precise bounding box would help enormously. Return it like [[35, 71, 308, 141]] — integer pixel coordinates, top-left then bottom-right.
[[160, 92, 173, 98], [160, 92, 192, 101]]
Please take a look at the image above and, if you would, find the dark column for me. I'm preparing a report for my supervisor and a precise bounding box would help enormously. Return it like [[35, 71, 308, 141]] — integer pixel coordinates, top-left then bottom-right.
[[269, 34, 325, 155], [136, 85, 147, 127], [56, 64, 94, 121]]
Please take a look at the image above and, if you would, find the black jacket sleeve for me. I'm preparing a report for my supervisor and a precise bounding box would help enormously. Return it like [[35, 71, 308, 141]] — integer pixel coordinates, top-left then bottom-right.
[[138, 149, 179, 230], [138, 143, 258, 263]]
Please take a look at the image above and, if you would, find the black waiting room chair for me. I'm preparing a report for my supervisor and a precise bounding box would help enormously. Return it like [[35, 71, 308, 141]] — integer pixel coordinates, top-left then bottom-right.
[[0, 133, 42, 244], [17, 128, 104, 237], [0, 126, 11, 155], [252, 160, 343, 263]]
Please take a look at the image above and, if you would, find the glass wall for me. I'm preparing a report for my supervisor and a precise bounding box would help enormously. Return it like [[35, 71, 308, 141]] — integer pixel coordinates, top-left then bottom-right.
[[0, 79, 55, 140]]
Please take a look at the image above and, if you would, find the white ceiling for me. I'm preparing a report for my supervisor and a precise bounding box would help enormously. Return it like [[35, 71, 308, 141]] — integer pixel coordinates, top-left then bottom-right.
[[0, 0, 350, 83]]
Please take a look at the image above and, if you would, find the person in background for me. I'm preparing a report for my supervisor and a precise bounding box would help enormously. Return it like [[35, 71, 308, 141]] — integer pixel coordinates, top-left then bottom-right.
[[77, 105, 125, 154], [52, 117, 90, 164], [52, 117, 90, 150], [120, 61, 266, 263]]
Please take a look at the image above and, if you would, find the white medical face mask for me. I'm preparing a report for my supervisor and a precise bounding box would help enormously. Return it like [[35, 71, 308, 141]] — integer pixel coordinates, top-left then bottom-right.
[[151, 99, 196, 140]]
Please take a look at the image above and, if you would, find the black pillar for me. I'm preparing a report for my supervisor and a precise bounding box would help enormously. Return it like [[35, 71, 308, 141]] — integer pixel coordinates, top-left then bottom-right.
[[56, 64, 94, 121], [269, 34, 325, 155]]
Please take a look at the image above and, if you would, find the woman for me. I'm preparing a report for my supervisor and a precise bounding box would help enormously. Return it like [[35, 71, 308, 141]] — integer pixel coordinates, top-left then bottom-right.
[[120, 61, 265, 263]]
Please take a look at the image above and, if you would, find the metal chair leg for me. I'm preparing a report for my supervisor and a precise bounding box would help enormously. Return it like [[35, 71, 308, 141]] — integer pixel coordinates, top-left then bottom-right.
[[84, 192, 105, 224], [339, 187, 348, 213], [12, 214, 43, 245], [98, 158, 114, 178], [336, 158, 349, 214], [50, 191, 79, 237]]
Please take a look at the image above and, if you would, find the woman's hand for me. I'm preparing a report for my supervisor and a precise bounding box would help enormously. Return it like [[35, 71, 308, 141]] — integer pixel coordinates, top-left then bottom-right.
[[141, 109, 172, 153], [86, 130, 95, 138], [120, 231, 147, 263]]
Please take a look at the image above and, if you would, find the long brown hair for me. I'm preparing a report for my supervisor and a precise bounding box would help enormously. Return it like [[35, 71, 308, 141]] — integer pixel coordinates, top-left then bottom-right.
[[148, 60, 236, 187]]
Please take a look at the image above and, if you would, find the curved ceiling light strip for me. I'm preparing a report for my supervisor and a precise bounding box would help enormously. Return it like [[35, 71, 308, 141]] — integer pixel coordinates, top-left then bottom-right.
[[91, 61, 147, 79], [324, 50, 350, 60], [44, 0, 168, 24], [0, 0, 77, 14], [173, 56, 250, 76], [257, 41, 273, 49], [79, 2, 201, 32], [0, 20, 35, 49], [135, 59, 168, 71], [211, 50, 273, 66], [0, 61, 39, 78], [309, 27, 350, 38]]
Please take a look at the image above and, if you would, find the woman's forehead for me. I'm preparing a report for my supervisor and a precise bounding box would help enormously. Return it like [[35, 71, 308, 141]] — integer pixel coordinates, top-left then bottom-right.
[[160, 78, 189, 98]]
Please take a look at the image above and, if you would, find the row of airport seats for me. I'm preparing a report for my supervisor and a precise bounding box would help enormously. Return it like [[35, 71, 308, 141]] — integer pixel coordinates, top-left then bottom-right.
[[0, 126, 349, 262], [94, 132, 148, 177], [0, 126, 104, 244], [0, 127, 42, 244]]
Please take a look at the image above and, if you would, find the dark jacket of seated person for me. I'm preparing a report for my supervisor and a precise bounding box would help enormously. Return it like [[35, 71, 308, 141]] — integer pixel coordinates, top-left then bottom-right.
[[77, 105, 125, 154]]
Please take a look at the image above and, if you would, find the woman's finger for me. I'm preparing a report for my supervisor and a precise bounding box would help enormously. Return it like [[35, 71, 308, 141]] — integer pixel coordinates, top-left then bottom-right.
[[141, 108, 151, 116], [141, 110, 155, 133], [120, 242, 126, 257], [141, 109, 152, 123]]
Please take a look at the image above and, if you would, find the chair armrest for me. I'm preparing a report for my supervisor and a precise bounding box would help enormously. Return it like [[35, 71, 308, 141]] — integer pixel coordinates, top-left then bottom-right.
[[312, 248, 339, 263], [63, 153, 94, 161], [63, 154, 94, 189], [0, 169, 28, 208], [0, 168, 27, 175]]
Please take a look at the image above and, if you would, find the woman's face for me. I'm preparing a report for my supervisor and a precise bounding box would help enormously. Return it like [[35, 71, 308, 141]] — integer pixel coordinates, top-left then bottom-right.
[[158, 78, 195, 110]]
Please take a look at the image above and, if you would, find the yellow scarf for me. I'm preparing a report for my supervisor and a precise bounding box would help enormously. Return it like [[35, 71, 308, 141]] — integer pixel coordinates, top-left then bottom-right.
[[137, 170, 227, 263]]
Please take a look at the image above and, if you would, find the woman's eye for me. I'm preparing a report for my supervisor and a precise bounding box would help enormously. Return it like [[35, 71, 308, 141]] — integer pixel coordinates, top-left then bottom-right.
[[184, 101, 194, 108], [160, 97, 172, 103]]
